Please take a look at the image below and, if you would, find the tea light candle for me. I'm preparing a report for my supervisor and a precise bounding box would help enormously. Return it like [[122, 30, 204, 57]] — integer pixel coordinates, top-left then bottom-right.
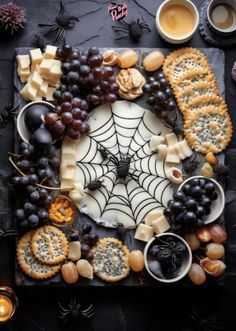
[[0, 287, 18, 323], [0, 296, 13, 322]]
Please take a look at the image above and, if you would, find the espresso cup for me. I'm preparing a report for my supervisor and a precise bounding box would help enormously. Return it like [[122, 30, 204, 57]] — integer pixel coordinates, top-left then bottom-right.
[[207, 0, 236, 34], [156, 0, 199, 44]]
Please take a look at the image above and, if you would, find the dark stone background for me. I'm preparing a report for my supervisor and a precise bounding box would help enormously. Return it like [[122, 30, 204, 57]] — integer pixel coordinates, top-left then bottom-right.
[[1, 0, 236, 330]]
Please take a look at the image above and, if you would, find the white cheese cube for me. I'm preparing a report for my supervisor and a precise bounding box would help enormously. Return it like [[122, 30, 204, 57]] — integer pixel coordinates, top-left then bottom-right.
[[39, 59, 54, 74], [61, 164, 75, 180], [62, 138, 77, 155], [17, 66, 31, 79], [30, 71, 43, 89], [165, 133, 178, 147], [46, 87, 56, 101], [149, 135, 165, 153], [20, 83, 37, 101], [174, 143, 185, 160], [49, 62, 62, 81], [151, 216, 170, 234], [47, 79, 59, 87], [33, 94, 43, 101], [38, 80, 48, 97], [31, 63, 40, 72], [178, 139, 193, 158], [30, 48, 43, 64], [134, 223, 154, 242], [145, 210, 163, 226], [165, 146, 180, 164], [69, 189, 83, 204], [156, 144, 168, 161], [44, 45, 57, 59], [16, 55, 30, 69], [60, 178, 74, 189]]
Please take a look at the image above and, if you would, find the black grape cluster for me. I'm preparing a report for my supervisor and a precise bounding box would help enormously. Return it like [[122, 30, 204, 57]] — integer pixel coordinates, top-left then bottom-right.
[[164, 178, 218, 234], [45, 45, 119, 140], [70, 223, 99, 262], [142, 72, 177, 119], [11, 142, 60, 229]]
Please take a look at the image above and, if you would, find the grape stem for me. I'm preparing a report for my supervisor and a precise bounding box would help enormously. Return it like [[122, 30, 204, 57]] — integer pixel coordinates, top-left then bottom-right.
[[8, 152, 22, 158], [8, 156, 73, 191]]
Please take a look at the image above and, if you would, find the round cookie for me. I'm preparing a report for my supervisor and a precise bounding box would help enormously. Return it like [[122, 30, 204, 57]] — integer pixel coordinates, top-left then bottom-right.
[[17, 231, 61, 280], [184, 108, 233, 154], [31, 225, 68, 265], [92, 237, 130, 282]]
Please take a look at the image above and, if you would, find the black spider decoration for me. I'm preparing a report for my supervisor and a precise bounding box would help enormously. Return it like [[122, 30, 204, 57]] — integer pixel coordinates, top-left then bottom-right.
[[0, 228, 18, 240], [58, 299, 94, 325], [187, 308, 223, 331], [150, 237, 186, 278], [85, 179, 106, 191], [0, 101, 20, 128], [165, 118, 183, 136], [38, 0, 79, 42], [213, 164, 229, 187], [114, 222, 132, 243], [112, 18, 151, 41], [33, 34, 47, 51]]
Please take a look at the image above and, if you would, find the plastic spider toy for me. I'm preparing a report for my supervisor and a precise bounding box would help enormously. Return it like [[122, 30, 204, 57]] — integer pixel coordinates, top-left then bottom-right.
[[187, 307, 223, 331], [0, 101, 20, 128], [58, 299, 94, 325], [114, 222, 132, 243], [165, 118, 183, 136], [213, 164, 229, 187], [84, 179, 106, 191], [38, 0, 79, 41], [0, 228, 18, 240], [33, 34, 47, 51], [112, 18, 151, 41]]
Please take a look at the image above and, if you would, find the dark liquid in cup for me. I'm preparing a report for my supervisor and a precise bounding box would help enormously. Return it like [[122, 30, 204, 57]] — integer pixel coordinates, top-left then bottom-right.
[[211, 3, 236, 30]]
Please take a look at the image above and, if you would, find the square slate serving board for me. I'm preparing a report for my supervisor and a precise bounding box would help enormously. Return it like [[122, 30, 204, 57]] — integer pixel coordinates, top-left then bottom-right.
[[14, 47, 225, 287]]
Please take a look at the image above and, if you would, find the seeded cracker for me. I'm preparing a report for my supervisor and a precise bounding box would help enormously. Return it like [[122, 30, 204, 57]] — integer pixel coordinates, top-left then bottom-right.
[[175, 81, 219, 110], [165, 53, 210, 83], [184, 108, 232, 154], [162, 47, 203, 75], [31, 225, 68, 265], [92, 237, 130, 282], [17, 231, 61, 279]]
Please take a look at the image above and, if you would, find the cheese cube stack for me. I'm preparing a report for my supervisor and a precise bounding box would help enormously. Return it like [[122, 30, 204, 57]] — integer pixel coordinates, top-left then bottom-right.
[[135, 209, 171, 242], [17, 46, 62, 102], [60, 137, 77, 189], [150, 132, 193, 166]]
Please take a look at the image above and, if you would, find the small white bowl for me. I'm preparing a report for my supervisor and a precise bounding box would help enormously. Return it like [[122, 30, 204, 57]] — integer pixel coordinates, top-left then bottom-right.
[[17, 101, 55, 143], [144, 233, 192, 283], [156, 0, 199, 44], [178, 176, 225, 224], [207, 0, 236, 34]]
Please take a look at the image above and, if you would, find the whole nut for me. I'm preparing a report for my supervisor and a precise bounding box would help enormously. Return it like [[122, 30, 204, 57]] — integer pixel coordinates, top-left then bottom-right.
[[102, 50, 119, 66], [143, 51, 165, 72], [117, 49, 138, 69], [61, 261, 79, 284]]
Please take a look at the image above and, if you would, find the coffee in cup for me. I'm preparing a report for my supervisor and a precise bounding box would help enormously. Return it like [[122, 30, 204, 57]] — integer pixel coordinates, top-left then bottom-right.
[[207, 0, 236, 33], [156, 0, 199, 44]]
